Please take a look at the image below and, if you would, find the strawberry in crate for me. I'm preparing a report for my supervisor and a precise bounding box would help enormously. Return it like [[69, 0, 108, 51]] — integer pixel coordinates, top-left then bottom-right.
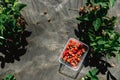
[[61, 38, 86, 67]]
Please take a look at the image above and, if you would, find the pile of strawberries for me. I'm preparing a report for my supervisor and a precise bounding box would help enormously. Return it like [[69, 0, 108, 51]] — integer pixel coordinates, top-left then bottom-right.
[[62, 39, 86, 67]]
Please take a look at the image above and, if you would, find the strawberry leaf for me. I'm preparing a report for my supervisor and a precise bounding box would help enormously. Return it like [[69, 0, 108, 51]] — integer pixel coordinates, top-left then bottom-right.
[[109, 0, 116, 7], [93, 18, 101, 31], [14, 3, 26, 11]]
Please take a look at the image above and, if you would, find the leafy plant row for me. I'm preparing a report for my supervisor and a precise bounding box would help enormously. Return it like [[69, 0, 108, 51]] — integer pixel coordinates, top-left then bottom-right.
[[76, 0, 120, 80], [0, 0, 26, 49], [76, 0, 120, 61]]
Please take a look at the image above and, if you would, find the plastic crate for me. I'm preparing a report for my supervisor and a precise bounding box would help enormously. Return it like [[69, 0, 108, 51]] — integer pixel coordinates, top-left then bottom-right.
[[59, 38, 89, 71]]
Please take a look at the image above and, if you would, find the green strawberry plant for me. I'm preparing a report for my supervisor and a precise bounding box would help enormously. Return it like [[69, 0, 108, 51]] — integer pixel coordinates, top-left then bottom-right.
[[81, 68, 99, 80], [76, 0, 120, 61], [76, 0, 120, 80], [2, 74, 16, 80], [0, 0, 26, 49]]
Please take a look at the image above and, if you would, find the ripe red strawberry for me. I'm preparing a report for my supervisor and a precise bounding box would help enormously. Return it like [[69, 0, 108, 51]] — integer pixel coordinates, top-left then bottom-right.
[[72, 53, 76, 57], [71, 62, 76, 67], [77, 57, 80, 62], [81, 48, 85, 53], [67, 58, 71, 63], [77, 50, 82, 55]]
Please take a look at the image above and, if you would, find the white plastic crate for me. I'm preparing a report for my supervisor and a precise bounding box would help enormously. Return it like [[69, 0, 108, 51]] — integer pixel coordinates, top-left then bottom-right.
[[59, 38, 89, 71]]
